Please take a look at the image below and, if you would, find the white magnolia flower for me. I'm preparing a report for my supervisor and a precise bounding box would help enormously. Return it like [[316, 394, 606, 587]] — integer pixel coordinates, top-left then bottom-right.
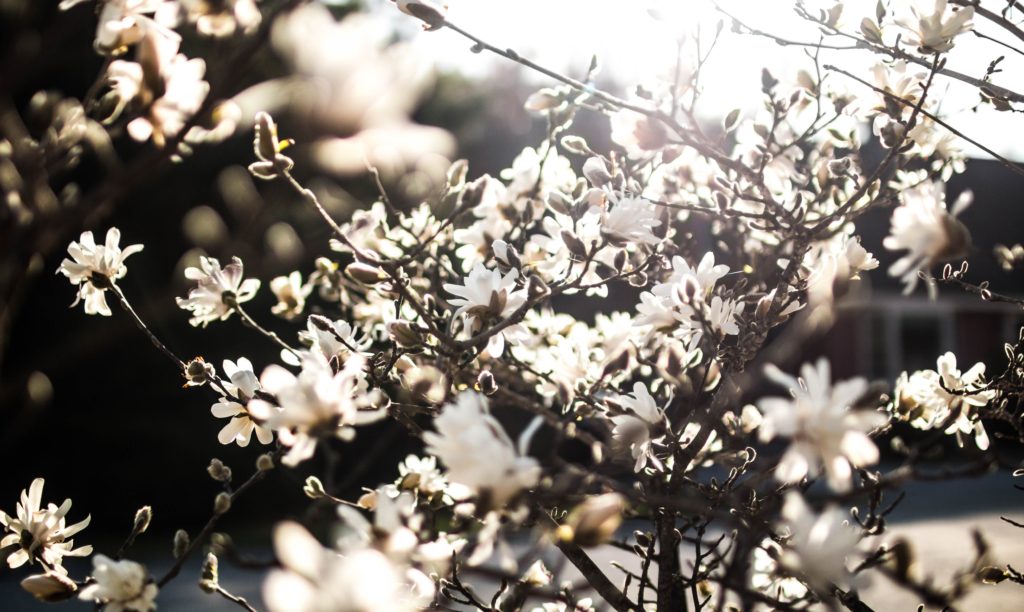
[[443, 264, 529, 356], [61, 0, 179, 55], [176, 255, 260, 327], [396, 455, 447, 497], [600, 195, 662, 247], [894, 352, 994, 449], [610, 107, 668, 158], [57, 228, 143, 316], [257, 354, 384, 466], [758, 359, 887, 491], [423, 391, 540, 506], [655, 252, 730, 300], [883, 181, 971, 295], [750, 538, 809, 603], [270, 272, 311, 321], [0, 479, 91, 571], [894, 0, 974, 53], [294, 316, 372, 366], [107, 33, 209, 147], [609, 382, 664, 472], [531, 599, 595, 612], [78, 555, 157, 612], [778, 493, 860, 592], [264, 522, 427, 612], [211, 358, 274, 447], [179, 0, 261, 37]]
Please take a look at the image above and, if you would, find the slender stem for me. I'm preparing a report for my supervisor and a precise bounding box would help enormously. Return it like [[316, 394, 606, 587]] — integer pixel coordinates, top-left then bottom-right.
[[232, 301, 299, 358], [110, 283, 185, 369], [215, 585, 259, 612], [157, 456, 274, 587]]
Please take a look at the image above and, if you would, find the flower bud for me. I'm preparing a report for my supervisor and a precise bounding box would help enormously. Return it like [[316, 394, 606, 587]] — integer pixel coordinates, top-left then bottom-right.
[[978, 566, 1008, 584], [256, 453, 275, 471], [213, 492, 232, 515], [183, 357, 215, 387], [560, 230, 587, 257], [173, 529, 190, 559], [133, 505, 153, 535], [346, 262, 385, 285], [582, 156, 613, 188], [562, 493, 626, 547], [20, 572, 77, 602], [303, 476, 326, 499], [207, 458, 232, 482], [199, 552, 219, 593], [476, 370, 498, 395], [524, 88, 563, 112], [386, 320, 422, 348], [394, 0, 447, 31]]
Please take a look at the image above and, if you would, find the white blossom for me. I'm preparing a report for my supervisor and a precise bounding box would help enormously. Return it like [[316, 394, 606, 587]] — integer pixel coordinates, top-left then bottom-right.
[[758, 359, 887, 491], [256, 354, 384, 466], [57, 228, 143, 316], [778, 493, 860, 592], [600, 195, 662, 247], [0, 479, 91, 572], [270, 272, 311, 321], [883, 180, 971, 295], [894, 0, 974, 53], [176, 256, 260, 327], [60, 0, 179, 55], [211, 358, 275, 447], [179, 0, 261, 37], [423, 391, 540, 506], [609, 382, 665, 472], [443, 264, 529, 356], [78, 555, 157, 612], [750, 538, 809, 603]]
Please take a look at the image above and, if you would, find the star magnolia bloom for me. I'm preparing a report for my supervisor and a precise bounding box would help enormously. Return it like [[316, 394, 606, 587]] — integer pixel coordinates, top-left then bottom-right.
[[0, 479, 92, 571], [600, 195, 662, 247], [60, 0, 179, 55], [211, 358, 274, 447], [778, 493, 860, 592], [609, 382, 664, 472], [270, 272, 311, 321], [256, 355, 385, 467], [884, 181, 971, 295], [443, 264, 529, 356], [423, 391, 540, 506], [758, 359, 888, 492], [894, 0, 974, 54], [176, 255, 260, 327], [78, 555, 157, 611], [57, 228, 143, 316]]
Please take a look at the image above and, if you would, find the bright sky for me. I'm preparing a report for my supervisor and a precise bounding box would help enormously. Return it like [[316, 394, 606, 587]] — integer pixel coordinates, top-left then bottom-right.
[[364, 0, 1024, 162]]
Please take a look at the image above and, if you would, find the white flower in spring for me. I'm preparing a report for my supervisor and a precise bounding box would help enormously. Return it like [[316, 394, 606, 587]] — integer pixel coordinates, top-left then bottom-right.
[[750, 538, 809, 603], [176, 255, 260, 327], [57, 228, 143, 316], [258, 354, 384, 467], [609, 382, 664, 472], [211, 358, 274, 447], [264, 522, 426, 612], [0, 479, 91, 571], [423, 391, 540, 506], [883, 181, 971, 295], [894, 352, 994, 449], [531, 599, 595, 612], [270, 272, 311, 321], [443, 264, 529, 356], [107, 33, 209, 147], [610, 107, 668, 158], [78, 555, 157, 612], [600, 195, 662, 247], [778, 493, 860, 592], [758, 359, 887, 491], [61, 0, 179, 55], [655, 252, 730, 300], [294, 315, 371, 365], [894, 0, 974, 53], [396, 455, 447, 497], [179, 0, 261, 37]]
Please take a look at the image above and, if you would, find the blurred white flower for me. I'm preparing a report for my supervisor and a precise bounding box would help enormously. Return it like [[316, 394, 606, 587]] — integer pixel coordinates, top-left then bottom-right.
[[531, 599, 595, 612], [264, 522, 427, 612], [750, 538, 809, 603], [444, 264, 529, 356], [78, 555, 157, 611], [107, 33, 209, 147], [423, 391, 540, 506], [396, 455, 447, 497], [0, 479, 91, 571], [778, 493, 860, 592], [176, 256, 260, 327], [61, 0, 179, 55], [894, 0, 974, 53], [610, 107, 668, 158], [211, 358, 274, 447], [609, 382, 664, 472], [57, 228, 143, 317], [293, 315, 371, 366], [883, 181, 971, 295], [270, 272, 311, 321], [758, 359, 887, 491], [179, 0, 261, 37]]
